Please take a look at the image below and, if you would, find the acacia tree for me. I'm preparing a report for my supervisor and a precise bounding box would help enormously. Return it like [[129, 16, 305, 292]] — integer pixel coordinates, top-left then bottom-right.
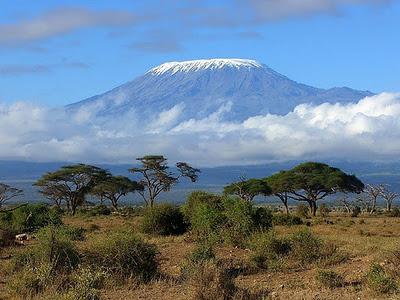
[[267, 162, 364, 216], [129, 155, 200, 207], [0, 183, 23, 208], [35, 164, 109, 215], [91, 176, 143, 210], [266, 171, 298, 214], [363, 184, 383, 214], [224, 177, 272, 202], [379, 185, 398, 212]]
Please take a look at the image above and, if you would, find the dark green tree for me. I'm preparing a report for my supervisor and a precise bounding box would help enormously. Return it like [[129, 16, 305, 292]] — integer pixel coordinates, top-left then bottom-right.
[[267, 162, 364, 216], [224, 178, 272, 202], [0, 183, 23, 208], [91, 176, 143, 210], [265, 171, 298, 215], [129, 155, 200, 207], [35, 164, 109, 215]]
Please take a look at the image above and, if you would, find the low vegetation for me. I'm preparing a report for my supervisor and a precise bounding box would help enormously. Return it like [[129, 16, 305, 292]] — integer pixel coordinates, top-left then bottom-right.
[[1, 160, 400, 299]]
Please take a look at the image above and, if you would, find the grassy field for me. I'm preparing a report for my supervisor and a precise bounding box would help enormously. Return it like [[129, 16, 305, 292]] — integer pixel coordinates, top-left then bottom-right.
[[2, 209, 400, 300]]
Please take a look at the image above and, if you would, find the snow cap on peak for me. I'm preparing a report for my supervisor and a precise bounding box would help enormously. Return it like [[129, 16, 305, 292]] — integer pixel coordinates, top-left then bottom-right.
[[148, 58, 263, 75]]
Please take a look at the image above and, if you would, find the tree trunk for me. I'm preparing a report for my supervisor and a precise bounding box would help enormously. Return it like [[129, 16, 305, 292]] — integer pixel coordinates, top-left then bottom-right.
[[387, 201, 392, 212], [308, 201, 317, 217], [111, 198, 118, 211], [284, 202, 289, 215]]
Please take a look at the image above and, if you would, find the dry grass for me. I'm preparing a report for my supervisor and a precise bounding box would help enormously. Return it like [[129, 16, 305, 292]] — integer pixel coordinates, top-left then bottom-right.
[[1, 213, 400, 299]]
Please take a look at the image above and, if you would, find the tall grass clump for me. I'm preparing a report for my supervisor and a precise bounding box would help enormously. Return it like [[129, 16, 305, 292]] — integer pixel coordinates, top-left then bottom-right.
[[86, 231, 158, 283], [141, 203, 188, 236], [249, 231, 291, 270], [315, 269, 344, 288], [366, 264, 397, 294], [7, 226, 80, 297]]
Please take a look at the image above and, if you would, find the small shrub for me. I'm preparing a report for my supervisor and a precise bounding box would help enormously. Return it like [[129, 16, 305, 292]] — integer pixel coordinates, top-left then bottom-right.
[[318, 204, 331, 217], [296, 204, 309, 218], [290, 229, 323, 265], [86, 232, 158, 282], [272, 214, 303, 226], [351, 206, 361, 217], [62, 267, 106, 300], [141, 204, 188, 236], [315, 269, 344, 288], [7, 226, 80, 298], [0, 228, 15, 247], [88, 204, 112, 216], [191, 261, 236, 300], [388, 207, 400, 217], [190, 242, 216, 264], [252, 207, 273, 230], [318, 242, 348, 267], [118, 206, 144, 217], [181, 242, 216, 279], [7, 261, 54, 297], [12, 226, 80, 273], [366, 264, 397, 294], [249, 231, 291, 270]]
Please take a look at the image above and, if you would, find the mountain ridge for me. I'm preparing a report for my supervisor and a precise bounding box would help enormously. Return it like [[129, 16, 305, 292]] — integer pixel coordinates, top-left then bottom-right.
[[67, 58, 373, 122]]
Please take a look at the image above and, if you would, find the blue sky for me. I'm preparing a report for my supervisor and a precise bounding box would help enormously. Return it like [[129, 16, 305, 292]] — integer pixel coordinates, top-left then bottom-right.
[[0, 0, 399, 106]]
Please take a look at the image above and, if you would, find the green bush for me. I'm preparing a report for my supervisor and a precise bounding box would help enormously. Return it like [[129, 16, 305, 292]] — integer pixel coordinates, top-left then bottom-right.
[[141, 204, 188, 236], [190, 201, 226, 237], [86, 232, 158, 282], [272, 214, 303, 226], [366, 264, 397, 294], [315, 269, 344, 288], [221, 197, 256, 246], [290, 229, 323, 265], [3, 204, 62, 233], [182, 191, 224, 223], [249, 231, 291, 270], [296, 203, 309, 218], [252, 207, 273, 230], [59, 226, 86, 241]]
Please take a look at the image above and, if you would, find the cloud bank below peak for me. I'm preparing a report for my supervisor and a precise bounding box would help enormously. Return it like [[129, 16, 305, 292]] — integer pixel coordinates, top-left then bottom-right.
[[0, 92, 400, 166]]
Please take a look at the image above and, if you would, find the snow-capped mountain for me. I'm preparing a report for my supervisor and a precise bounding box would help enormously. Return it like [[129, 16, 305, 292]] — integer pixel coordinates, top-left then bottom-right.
[[67, 58, 372, 122]]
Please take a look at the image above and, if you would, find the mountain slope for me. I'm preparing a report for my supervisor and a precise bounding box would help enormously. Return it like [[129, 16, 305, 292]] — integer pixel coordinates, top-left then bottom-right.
[[68, 58, 372, 121]]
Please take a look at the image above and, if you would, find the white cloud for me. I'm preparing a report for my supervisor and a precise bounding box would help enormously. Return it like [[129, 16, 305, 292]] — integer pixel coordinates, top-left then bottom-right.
[[1, 93, 400, 166]]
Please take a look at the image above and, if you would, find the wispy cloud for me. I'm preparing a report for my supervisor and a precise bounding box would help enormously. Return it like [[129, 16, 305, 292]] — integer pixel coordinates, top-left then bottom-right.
[[0, 61, 89, 76], [0, 7, 137, 46]]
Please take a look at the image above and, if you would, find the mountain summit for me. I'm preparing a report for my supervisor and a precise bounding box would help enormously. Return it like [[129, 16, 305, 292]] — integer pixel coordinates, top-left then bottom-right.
[[68, 58, 372, 122]]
